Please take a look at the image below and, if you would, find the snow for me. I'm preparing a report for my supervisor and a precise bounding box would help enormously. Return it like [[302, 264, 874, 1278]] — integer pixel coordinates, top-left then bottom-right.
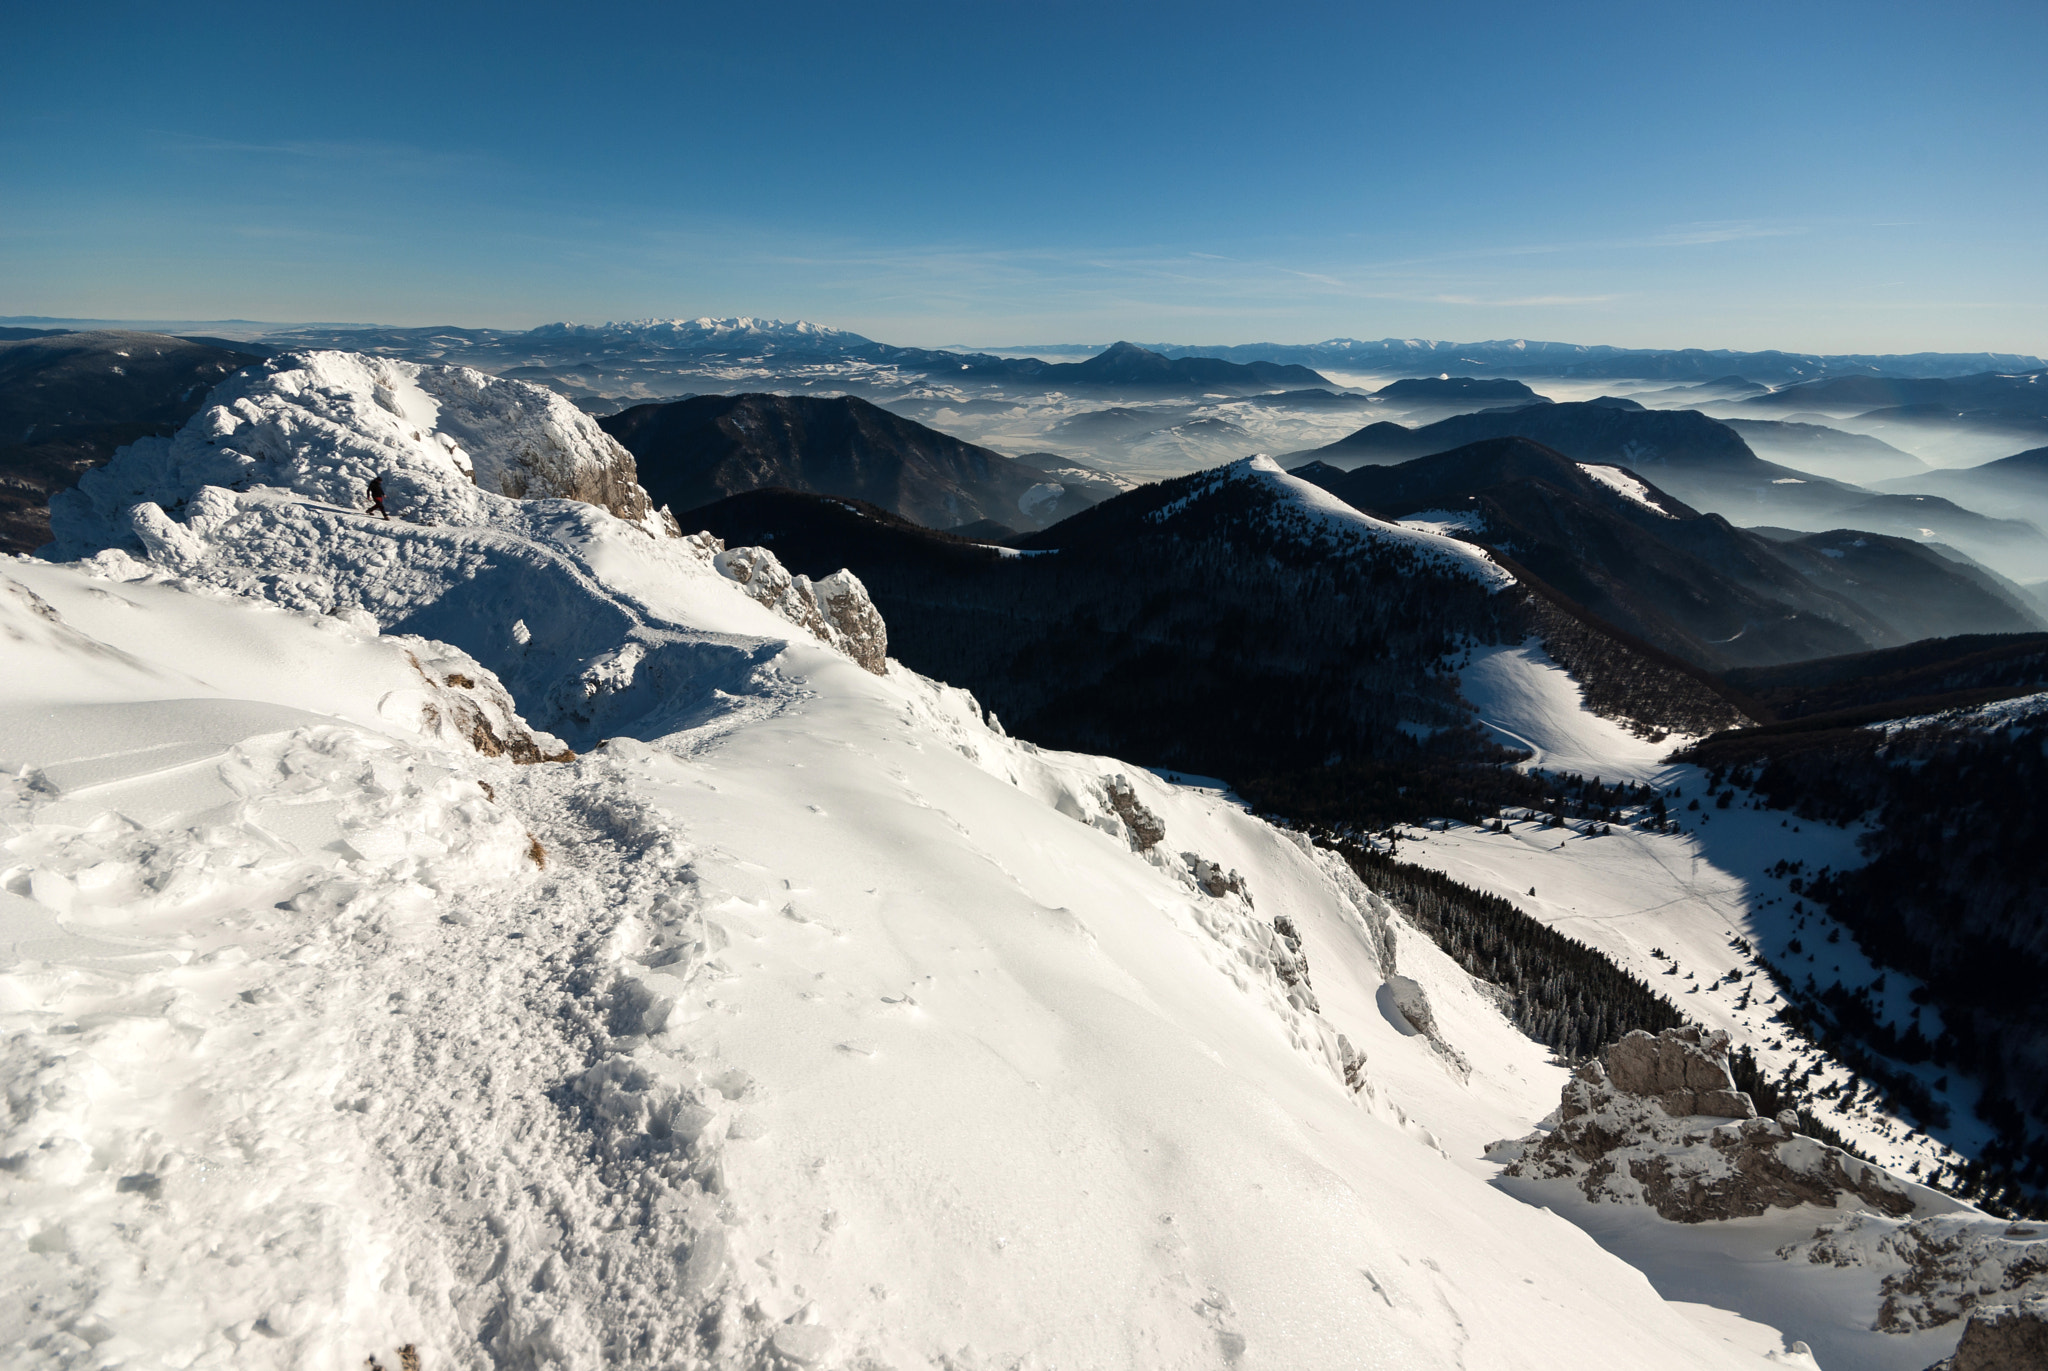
[[1578, 462, 1678, 518], [1397, 507, 1489, 538], [0, 352, 1793, 1367], [1873, 687, 2048, 736], [1460, 638, 1686, 782]]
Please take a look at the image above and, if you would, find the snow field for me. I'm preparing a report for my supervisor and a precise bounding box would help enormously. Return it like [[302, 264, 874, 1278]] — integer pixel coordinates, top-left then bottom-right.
[[1458, 638, 1689, 782]]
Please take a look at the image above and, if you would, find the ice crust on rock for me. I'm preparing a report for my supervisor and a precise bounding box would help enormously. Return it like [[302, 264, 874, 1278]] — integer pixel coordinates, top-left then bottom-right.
[[1501, 1027, 1919, 1222]]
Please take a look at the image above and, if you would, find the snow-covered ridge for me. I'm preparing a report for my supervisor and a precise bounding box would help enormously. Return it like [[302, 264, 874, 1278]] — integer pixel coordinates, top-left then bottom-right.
[[1578, 462, 1678, 518], [1871, 688, 2048, 737], [42, 349, 895, 735], [1150, 455, 1516, 588]]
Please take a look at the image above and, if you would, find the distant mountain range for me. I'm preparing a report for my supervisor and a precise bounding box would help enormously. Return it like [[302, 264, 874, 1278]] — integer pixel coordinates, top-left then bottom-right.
[[18, 311, 2024, 391], [1145, 338, 2046, 384]]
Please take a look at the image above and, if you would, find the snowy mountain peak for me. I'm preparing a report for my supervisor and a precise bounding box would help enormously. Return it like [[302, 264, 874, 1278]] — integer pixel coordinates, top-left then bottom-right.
[[50, 350, 673, 553], [1149, 454, 1515, 587]]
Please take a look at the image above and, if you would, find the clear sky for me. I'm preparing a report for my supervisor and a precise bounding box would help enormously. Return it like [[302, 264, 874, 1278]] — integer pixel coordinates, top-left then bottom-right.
[[5, 1, 2044, 354]]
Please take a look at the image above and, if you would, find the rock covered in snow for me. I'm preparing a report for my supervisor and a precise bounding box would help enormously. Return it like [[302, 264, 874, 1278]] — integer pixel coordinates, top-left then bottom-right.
[[1500, 1026, 1918, 1222], [1926, 1294, 2048, 1371], [49, 349, 678, 554], [711, 541, 888, 675], [396, 641, 575, 764], [1781, 1211, 2048, 1336]]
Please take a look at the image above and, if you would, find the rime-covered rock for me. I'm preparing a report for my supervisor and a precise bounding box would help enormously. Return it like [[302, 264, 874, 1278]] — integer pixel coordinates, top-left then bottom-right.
[[50, 350, 678, 555]]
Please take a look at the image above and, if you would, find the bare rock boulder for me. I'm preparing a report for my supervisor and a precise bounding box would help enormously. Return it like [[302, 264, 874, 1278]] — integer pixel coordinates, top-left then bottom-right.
[[1502, 1026, 1916, 1223], [1928, 1294, 2048, 1371]]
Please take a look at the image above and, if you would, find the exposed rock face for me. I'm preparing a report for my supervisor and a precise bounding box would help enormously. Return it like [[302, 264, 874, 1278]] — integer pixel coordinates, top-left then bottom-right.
[[1268, 915, 1315, 1009], [712, 541, 889, 675], [1784, 1212, 2048, 1336], [1187, 854, 1246, 899], [1501, 1027, 1918, 1223], [1605, 1023, 1759, 1120], [1104, 775, 1166, 851], [1930, 1295, 2048, 1371], [811, 569, 888, 675]]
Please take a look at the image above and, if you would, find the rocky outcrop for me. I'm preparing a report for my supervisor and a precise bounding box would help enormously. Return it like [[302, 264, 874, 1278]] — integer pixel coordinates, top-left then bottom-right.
[[396, 642, 575, 764], [712, 542, 889, 675], [1268, 915, 1315, 1009], [1605, 1023, 1758, 1120], [1927, 1295, 2048, 1370], [1187, 854, 1246, 899], [1784, 1212, 2048, 1336], [1104, 775, 1166, 851], [406, 361, 671, 528], [1381, 973, 1470, 1078], [1499, 1027, 1917, 1223]]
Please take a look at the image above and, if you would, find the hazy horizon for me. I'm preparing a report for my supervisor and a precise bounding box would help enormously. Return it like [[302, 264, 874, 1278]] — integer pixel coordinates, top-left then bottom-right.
[[7, 2, 2045, 356]]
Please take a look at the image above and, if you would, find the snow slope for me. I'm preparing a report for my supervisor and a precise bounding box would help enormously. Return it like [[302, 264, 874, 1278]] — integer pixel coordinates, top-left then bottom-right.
[[1460, 639, 1686, 782], [0, 364, 1797, 1367]]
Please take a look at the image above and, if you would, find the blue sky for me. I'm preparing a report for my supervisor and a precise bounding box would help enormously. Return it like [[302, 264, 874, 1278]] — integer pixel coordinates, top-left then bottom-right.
[[5, 1, 2044, 353]]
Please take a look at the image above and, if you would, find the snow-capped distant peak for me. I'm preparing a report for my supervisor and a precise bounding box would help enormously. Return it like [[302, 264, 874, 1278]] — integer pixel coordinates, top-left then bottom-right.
[[525, 317, 874, 349], [1151, 455, 1514, 588]]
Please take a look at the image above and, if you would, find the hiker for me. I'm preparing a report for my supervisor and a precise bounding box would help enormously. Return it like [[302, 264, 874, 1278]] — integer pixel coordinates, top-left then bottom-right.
[[366, 475, 390, 520]]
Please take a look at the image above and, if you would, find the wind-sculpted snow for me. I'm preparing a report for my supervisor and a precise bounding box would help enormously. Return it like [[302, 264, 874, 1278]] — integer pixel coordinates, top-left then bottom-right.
[[49, 349, 675, 546], [1147, 455, 1515, 588]]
